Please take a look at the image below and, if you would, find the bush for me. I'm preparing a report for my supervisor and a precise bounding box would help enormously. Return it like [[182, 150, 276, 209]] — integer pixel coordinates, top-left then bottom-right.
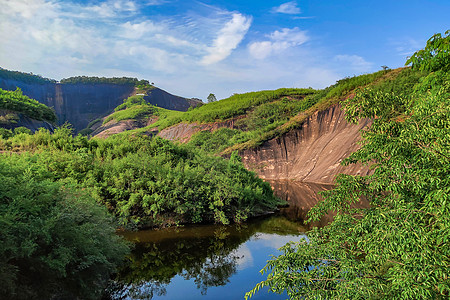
[[0, 156, 130, 300]]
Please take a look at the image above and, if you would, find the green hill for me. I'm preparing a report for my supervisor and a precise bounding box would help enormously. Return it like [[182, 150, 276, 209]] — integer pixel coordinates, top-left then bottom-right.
[[99, 66, 426, 157]]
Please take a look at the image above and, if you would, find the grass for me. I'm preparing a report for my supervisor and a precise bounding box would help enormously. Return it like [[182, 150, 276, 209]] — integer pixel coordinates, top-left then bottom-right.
[[103, 105, 155, 124]]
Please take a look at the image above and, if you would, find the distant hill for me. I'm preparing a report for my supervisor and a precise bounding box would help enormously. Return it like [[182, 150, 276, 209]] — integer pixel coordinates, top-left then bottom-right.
[[0, 68, 202, 132]]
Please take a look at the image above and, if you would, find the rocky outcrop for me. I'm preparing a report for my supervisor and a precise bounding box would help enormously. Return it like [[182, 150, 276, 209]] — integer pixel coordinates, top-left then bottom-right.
[[145, 88, 201, 112], [241, 105, 371, 184], [0, 78, 200, 132], [92, 117, 159, 139]]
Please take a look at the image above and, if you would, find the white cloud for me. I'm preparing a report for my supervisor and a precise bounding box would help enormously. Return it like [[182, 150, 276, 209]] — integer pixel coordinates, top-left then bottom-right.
[[334, 54, 373, 72], [248, 27, 308, 59], [201, 13, 252, 65], [272, 1, 301, 14], [82, 0, 138, 18], [120, 21, 164, 39]]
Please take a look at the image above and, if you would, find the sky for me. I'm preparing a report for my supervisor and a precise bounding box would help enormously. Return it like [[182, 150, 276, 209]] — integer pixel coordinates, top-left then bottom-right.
[[0, 0, 449, 100]]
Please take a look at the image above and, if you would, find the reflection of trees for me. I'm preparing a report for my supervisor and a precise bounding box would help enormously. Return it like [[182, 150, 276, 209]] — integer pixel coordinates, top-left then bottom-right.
[[107, 226, 253, 299], [105, 280, 167, 300]]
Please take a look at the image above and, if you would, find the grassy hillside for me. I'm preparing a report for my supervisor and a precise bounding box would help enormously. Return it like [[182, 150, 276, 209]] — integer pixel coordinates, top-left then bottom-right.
[[102, 67, 427, 156], [0, 88, 57, 123]]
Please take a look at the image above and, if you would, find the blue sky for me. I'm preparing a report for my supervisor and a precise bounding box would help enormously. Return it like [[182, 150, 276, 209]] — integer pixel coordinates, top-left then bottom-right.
[[0, 0, 449, 100]]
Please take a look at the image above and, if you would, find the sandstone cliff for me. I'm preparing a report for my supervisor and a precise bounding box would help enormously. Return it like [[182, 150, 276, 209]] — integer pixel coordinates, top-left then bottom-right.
[[241, 105, 371, 184]]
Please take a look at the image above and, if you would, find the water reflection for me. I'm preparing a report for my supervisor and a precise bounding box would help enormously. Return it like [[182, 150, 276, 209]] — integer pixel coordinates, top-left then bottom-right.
[[270, 180, 335, 228], [105, 181, 336, 299]]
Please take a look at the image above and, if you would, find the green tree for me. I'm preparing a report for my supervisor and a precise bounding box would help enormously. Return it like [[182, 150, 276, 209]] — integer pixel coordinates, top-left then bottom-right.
[[0, 155, 130, 300], [406, 30, 450, 71], [207, 93, 217, 103], [247, 32, 450, 299]]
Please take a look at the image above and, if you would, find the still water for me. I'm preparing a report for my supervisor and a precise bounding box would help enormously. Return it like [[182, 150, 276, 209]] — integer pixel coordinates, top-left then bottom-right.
[[106, 182, 333, 299]]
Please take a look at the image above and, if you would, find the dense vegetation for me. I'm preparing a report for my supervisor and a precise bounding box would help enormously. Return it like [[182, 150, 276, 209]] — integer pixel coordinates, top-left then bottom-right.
[[0, 128, 281, 227], [0, 88, 57, 122], [60, 75, 150, 87], [0, 155, 129, 300], [0, 67, 56, 84], [247, 31, 450, 299]]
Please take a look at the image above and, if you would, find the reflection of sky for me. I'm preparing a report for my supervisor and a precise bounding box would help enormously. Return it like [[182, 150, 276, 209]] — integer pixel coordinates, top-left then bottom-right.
[[152, 233, 305, 300], [233, 244, 253, 271], [251, 233, 308, 249]]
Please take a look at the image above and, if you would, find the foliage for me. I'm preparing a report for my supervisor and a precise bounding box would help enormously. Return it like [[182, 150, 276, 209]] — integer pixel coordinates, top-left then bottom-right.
[[0, 67, 56, 84], [60, 75, 150, 86], [0, 112, 19, 125], [0, 155, 130, 300], [0, 128, 282, 227], [246, 36, 450, 299], [102, 96, 157, 124], [324, 70, 386, 99], [406, 30, 450, 71], [114, 95, 148, 112], [103, 105, 154, 124], [367, 67, 426, 103], [188, 128, 245, 154], [0, 88, 57, 122]]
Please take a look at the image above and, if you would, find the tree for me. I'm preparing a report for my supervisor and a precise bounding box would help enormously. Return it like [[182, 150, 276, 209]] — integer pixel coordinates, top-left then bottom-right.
[[246, 32, 450, 299], [207, 93, 217, 103], [0, 155, 130, 299], [406, 30, 450, 71]]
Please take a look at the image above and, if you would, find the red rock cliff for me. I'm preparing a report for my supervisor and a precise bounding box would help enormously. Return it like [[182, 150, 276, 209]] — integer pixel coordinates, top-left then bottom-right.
[[240, 105, 371, 184]]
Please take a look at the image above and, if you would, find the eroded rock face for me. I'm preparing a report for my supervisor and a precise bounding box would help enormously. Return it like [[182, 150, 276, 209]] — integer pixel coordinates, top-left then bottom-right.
[[157, 104, 371, 184], [241, 105, 371, 184]]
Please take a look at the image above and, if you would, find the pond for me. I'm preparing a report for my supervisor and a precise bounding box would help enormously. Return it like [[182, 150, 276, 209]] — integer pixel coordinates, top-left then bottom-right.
[[105, 182, 333, 300]]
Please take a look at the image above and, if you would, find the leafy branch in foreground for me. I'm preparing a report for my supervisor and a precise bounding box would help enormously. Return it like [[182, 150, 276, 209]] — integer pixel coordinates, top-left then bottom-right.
[[246, 31, 450, 299]]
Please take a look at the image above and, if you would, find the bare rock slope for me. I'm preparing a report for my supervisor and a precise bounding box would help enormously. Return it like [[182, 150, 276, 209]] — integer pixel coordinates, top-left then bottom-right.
[[240, 105, 371, 184]]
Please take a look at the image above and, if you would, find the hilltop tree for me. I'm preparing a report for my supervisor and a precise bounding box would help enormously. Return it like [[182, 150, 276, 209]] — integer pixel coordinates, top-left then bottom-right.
[[207, 93, 217, 103]]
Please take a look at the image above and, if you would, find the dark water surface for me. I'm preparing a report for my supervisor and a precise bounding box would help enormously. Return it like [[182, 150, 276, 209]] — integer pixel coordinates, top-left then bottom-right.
[[106, 182, 333, 299]]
